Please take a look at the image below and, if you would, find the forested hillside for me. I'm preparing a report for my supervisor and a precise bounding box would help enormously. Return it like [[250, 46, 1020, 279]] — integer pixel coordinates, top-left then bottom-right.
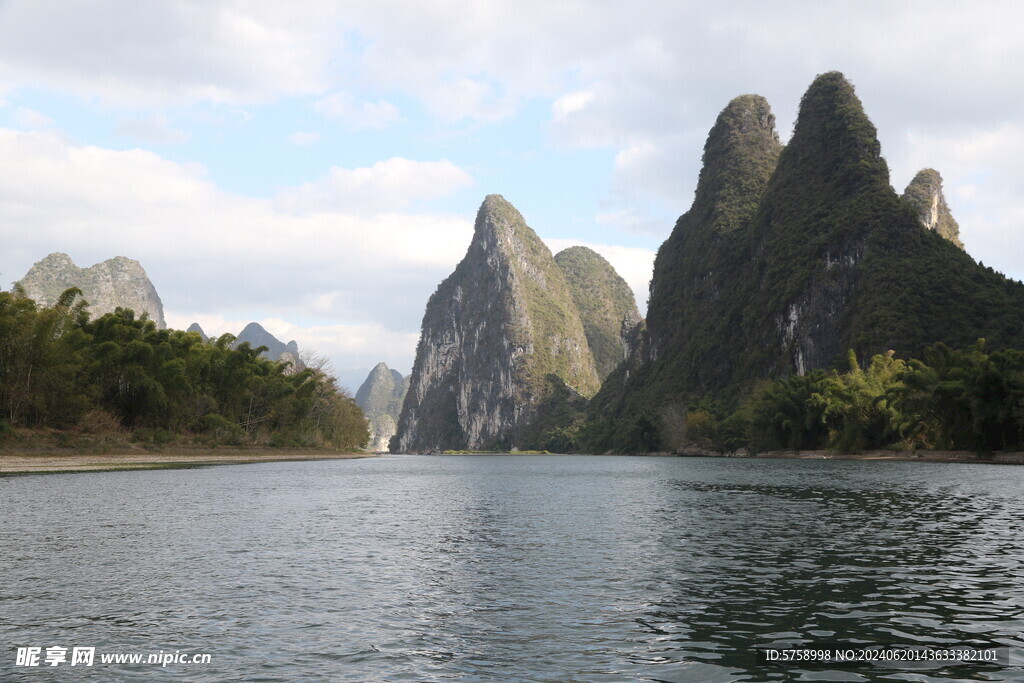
[[582, 72, 1024, 453]]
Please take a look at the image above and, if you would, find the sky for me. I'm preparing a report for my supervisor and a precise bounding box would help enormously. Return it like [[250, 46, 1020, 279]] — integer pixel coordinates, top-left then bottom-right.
[[2, 1, 1023, 388]]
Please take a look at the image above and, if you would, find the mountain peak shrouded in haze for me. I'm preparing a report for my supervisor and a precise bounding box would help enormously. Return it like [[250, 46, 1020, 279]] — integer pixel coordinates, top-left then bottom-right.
[[187, 322, 208, 341], [233, 322, 303, 370], [902, 168, 964, 249], [16, 252, 166, 329], [553, 246, 641, 381], [587, 71, 1024, 452], [355, 362, 408, 451], [392, 194, 601, 453]]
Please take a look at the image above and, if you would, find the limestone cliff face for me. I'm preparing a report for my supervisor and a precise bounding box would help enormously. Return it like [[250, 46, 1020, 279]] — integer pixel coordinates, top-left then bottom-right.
[[17, 253, 166, 328], [902, 168, 964, 249], [392, 195, 599, 453], [553, 246, 641, 381], [355, 362, 408, 451]]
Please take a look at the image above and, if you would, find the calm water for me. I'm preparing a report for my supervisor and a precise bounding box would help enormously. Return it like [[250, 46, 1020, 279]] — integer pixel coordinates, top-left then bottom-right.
[[1, 455, 1023, 681]]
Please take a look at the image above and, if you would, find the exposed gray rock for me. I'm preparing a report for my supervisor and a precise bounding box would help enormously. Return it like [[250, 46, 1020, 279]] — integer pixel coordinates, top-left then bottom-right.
[[355, 362, 408, 451], [902, 168, 964, 249], [392, 195, 599, 453], [17, 252, 166, 328]]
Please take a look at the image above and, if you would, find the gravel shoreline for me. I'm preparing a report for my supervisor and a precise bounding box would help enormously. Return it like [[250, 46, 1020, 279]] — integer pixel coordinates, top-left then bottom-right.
[[0, 450, 378, 475]]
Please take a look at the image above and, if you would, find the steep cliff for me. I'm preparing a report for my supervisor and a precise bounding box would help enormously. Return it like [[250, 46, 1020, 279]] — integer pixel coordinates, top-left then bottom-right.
[[392, 194, 599, 452], [17, 253, 166, 328], [587, 71, 1024, 452], [902, 168, 964, 249], [355, 362, 408, 451], [553, 246, 641, 381]]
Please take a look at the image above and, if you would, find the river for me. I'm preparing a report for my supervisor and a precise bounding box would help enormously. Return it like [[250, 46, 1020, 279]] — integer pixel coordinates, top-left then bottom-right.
[[2, 455, 1022, 681]]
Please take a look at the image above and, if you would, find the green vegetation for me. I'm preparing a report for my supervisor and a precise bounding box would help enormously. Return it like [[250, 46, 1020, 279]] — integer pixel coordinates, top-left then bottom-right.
[[516, 374, 590, 452], [554, 246, 640, 381], [742, 342, 1024, 452], [581, 71, 1024, 453], [0, 287, 368, 450], [607, 342, 1024, 455], [500, 198, 601, 399]]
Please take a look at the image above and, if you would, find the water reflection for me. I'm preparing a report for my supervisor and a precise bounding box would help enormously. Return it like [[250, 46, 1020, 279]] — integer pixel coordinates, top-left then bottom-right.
[[638, 462, 1024, 680]]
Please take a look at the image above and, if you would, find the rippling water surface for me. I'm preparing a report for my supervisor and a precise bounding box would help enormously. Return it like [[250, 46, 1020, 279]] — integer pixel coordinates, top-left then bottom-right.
[[2, 455, 1023, 681]]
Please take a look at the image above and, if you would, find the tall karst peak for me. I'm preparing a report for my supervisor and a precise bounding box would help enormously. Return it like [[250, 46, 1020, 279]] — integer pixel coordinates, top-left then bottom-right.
[[554, 246, 641, 381], [16, 252, 166, 329], [355, 362, 408, 452], [784, 71, 887, 194], [902, 168, 964, 249], [691, 93, 782, 235], [392, 195, 599, 453], [645, 92, 781, 364]]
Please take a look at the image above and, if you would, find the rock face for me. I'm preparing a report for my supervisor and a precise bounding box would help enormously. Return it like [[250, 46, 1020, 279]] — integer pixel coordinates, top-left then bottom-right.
[[17, 253, 166, 328], [554, 246, 641, 381], [234, 322, 303, 370], [392, 195, 601, 453], [355, 362, 408, 451], [902, 168, 964, 249], [589, 71, 1024, 451]]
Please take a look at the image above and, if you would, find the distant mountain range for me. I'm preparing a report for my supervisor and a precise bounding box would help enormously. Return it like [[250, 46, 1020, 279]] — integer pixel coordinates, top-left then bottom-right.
[[187, 321, 303, 369]]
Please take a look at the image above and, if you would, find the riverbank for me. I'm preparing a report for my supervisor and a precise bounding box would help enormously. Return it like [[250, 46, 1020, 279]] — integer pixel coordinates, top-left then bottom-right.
[[0, 426, 378, 474], [0, 445, 376, 475], [672, 444, 1024, 465]]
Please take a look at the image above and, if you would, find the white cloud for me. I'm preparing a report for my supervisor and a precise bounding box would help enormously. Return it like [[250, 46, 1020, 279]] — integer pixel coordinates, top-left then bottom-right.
[[898, 124, 1024, 281], [114, 113, 189, 144], [543, 237, 655, 314], [13, 106, 53, 130], [287, 131, 320, 146], [552, 88, 595, 122], [314, 92, 401, 130], [275, 157, 474, 214], [0, 0, 339, 105], [0, 128, 476, 372]]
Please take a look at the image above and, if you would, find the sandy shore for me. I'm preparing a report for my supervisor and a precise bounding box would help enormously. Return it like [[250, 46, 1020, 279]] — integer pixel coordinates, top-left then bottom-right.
[[0, 450, 377, 475]]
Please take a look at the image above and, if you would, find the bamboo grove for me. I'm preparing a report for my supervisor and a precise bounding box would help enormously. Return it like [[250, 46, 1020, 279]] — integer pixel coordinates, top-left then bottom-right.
[[0, 287, 368, 449], [681, 343, 1024, 453]]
